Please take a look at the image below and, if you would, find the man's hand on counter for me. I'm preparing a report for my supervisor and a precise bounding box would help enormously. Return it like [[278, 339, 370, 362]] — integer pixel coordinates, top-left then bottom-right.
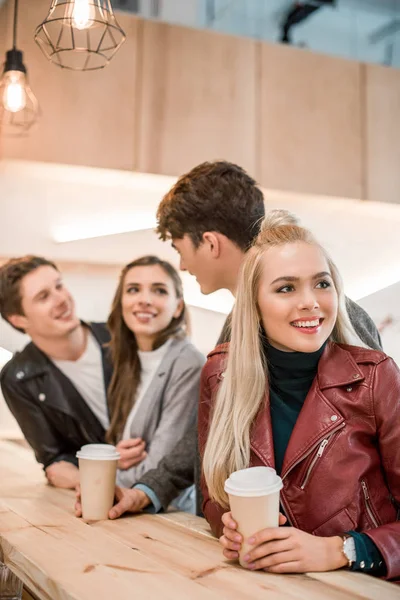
[[74, 485, 151, 519], [46, 461, 80, 489]]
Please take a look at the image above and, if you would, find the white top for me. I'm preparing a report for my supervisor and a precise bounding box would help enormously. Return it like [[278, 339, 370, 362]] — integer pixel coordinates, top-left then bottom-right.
[[121, 338, 173, 440], [52, 332, 109, 430]]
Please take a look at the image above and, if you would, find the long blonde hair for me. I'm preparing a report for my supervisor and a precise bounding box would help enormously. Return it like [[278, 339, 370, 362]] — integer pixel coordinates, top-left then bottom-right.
[[203, 210, 364, 508]]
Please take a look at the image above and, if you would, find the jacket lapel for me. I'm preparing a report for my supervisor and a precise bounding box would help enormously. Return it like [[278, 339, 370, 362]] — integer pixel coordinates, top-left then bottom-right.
[[89, 322, 113, 418], [46, 365, 105, 439], [20, 323, 109, 435], [126, 337, 188, 437], [250, 391, 275, 468], [280, 343, 365, 479]]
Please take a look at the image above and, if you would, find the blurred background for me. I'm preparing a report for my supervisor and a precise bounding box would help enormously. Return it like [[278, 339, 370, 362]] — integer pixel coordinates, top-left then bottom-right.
[[0, 0, 399, 436]]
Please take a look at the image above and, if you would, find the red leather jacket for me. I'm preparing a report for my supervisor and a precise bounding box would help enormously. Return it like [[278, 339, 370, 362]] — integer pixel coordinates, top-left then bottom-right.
[[198, 342, 400, 581]]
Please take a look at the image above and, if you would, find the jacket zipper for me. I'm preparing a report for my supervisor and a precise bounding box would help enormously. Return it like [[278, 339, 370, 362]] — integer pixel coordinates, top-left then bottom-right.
[[282, 422, 345, 483], [361, 480, 379, 528], [278, 422, 345, 526], [300, 438, 330, 490]]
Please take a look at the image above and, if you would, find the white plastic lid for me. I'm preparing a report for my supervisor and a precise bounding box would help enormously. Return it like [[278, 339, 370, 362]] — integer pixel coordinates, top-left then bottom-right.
[[224, 466, 283, 497], [76, 443, 120, 461]]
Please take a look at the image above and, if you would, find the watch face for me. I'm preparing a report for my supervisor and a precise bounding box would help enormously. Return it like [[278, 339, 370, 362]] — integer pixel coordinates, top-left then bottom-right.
[[344, 537, 357, 563]]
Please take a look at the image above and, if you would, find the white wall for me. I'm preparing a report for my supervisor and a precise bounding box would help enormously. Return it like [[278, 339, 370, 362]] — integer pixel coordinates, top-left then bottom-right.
[[0, 158, 399, 362], [2, 159, 400, 303], [0, 347, 21, 438], [358, 280, 400, 365]]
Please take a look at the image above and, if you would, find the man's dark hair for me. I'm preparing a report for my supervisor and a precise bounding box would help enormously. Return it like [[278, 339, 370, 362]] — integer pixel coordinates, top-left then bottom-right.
[[0, 255, 59, 332], [156, 161, 265, 251]]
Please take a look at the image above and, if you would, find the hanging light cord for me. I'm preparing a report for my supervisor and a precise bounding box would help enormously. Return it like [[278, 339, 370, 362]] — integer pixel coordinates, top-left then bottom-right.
[[12, 0, 19, 49]]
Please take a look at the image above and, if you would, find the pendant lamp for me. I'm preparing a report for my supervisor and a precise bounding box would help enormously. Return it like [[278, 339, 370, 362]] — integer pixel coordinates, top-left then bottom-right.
[[0, 0, 39, 136], [34, 1, 126, 71]]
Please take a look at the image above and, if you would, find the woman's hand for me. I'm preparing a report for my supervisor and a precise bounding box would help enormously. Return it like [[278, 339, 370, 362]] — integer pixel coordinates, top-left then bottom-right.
[[242, 527, 347, 573], [219, 511, 287, 560], [116, 438, 147, 470], [75, 485, 150, 519]]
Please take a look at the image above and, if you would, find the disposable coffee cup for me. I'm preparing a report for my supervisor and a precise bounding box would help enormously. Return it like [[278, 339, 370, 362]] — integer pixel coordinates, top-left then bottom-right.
[[76, 444, 120, 521], [224, 466, 283, 567]]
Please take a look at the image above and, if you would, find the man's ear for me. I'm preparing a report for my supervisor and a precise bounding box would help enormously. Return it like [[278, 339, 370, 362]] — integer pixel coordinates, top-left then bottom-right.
[[7, 314, 28, 332], [202, 232, 221, 258]]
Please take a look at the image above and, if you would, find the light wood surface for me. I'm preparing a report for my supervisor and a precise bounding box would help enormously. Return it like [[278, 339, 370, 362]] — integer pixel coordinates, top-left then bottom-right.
[[365, 63, 400, 204], [258, 42, 363, 199], [136, 19, 258, 176], [22, 589, 39, 600], [0, 441, 398, 600]]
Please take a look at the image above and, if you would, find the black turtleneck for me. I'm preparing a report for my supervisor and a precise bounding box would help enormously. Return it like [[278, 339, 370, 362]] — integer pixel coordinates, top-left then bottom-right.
[[264, 341, 326, 477]]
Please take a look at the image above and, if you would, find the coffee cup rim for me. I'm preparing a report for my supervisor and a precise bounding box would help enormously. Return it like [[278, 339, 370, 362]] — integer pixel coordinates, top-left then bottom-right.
[[76, 443, 120, 460], [224, 466, 283, 497], [76, 451, 120, 460]]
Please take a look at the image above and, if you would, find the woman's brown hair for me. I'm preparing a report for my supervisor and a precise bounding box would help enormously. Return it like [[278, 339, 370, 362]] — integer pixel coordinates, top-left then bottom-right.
[[106, 255, 187, 444]]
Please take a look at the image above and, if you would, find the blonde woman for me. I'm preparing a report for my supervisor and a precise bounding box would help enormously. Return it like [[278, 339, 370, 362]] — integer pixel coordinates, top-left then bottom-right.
[[199, 210, 400, 582]]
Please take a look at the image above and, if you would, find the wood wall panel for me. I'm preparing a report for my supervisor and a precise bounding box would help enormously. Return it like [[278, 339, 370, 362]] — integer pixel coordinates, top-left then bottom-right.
[[0, 2, 9, 56], [1, 5, 399, 204], [258, 42, 363, 199], [0, 0, 140, 171], [0, 0, 11, 144], [365, 63, 400, 204], [136, 20, 257, 176]]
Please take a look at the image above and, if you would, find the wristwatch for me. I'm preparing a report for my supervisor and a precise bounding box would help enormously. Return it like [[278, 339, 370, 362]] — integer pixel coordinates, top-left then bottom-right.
[[342, 535, 357, 567]]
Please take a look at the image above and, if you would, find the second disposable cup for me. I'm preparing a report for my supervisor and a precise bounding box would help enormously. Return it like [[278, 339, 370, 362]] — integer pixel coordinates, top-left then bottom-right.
[[76, 444, 120, 521], [224, 466, 283, 567]]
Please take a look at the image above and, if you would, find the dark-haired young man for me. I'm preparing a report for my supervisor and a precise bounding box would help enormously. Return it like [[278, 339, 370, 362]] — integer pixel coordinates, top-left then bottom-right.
[[92, 160, 382, 520], [0, 256, 112, 489]]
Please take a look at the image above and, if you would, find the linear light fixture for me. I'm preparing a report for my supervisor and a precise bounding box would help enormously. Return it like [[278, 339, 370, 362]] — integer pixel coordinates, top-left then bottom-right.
[[52, 213, 157, 242]]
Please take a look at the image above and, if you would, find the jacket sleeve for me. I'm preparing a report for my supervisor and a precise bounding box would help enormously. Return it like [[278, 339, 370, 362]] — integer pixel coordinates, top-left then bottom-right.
[[198, 358, 226, 539], [0, 372, 77, 469], [345, 297, 382, 351], [117, 349, 204, 485], [362, 356, 400, 580], [135, 426, 196, 511]]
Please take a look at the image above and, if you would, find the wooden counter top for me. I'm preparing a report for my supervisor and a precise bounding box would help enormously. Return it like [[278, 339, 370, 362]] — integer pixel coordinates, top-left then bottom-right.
[[0, 441, 398, 600]]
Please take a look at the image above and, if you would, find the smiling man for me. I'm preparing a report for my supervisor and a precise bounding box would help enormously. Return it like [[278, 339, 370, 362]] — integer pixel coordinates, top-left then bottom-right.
[[0, 256, 112, 489]]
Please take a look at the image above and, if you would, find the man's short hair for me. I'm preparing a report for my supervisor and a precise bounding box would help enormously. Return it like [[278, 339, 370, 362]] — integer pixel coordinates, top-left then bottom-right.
[[0, 255, 58, 332], [156, 161, 265, 251]]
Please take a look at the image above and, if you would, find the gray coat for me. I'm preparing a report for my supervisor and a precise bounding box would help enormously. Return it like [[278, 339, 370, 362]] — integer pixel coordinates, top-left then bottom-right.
[[116, 337, 205, 487]]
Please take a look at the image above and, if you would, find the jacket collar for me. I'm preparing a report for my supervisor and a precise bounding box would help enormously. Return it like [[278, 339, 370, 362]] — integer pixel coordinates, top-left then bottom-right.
[[155, 337, 190, 376], [248, 342, 366, 477], [317, 342, 365, 389], [9, 321, 111, 383]]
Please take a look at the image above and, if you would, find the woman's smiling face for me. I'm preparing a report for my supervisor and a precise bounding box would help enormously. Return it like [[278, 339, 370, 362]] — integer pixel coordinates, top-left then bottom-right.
[[121, 264, 183, 350], [257, 241, 338, 353]]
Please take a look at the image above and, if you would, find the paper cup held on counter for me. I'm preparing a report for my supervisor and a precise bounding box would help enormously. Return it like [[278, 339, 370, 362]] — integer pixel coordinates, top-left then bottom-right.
[[224, 466, 283, 567], [76, 443, 120, 521]]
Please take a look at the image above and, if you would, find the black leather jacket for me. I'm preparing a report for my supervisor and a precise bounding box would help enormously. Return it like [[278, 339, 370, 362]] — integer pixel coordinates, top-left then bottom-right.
[[0, 323, 112, 469]]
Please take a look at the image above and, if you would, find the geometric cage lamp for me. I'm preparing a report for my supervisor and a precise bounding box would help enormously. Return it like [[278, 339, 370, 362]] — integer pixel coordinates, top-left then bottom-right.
[[34, 1, 126, 71]]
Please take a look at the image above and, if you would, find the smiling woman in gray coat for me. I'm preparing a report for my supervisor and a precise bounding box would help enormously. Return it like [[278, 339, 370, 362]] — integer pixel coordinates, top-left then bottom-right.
[[106, 256, 205, 496]]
